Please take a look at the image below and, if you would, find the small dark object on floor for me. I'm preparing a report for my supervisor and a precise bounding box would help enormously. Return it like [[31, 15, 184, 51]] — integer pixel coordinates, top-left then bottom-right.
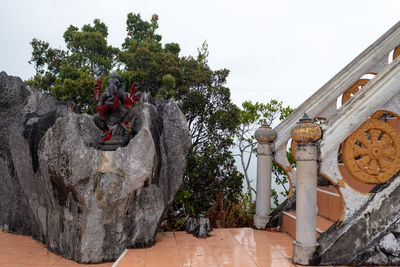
[[185, 217, 213, 238], [185, 217, 197, 234]]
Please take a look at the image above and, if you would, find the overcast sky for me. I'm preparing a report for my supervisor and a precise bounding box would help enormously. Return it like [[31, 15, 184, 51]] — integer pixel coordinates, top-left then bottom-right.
[[1, 0, 399, 109]]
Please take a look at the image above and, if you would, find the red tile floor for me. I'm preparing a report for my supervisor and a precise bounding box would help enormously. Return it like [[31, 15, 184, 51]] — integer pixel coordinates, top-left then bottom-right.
[[1, 228, 346, 267], [0, 229, 112, 267]]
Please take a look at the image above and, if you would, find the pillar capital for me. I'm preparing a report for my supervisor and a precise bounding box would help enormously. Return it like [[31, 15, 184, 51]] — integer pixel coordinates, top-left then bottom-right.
[[255, 124, 276, 143], [291, 113, 322, 144]]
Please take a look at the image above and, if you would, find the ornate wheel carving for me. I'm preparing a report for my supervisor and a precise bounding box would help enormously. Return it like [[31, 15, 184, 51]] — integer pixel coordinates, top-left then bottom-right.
[[342, 79, 370, 105], [393, 45, 400, 61], [342, 118, 400, 184], [371, 110, 400, 121], [290, 139, 296, 160]]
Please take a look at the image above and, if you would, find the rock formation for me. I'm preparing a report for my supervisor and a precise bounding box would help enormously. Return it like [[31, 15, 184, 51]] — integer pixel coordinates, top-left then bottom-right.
[[0, 71, 191, 263], [317, 171, 400, 265]]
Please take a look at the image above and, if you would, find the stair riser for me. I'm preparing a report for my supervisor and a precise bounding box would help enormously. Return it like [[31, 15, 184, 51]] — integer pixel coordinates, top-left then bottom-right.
[[317, 190, 341, 221], [282, 214, 320, 239]]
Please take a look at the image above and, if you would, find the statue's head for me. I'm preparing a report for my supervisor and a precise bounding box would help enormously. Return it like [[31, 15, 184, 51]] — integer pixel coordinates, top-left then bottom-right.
[[106, 72, 124, 95]]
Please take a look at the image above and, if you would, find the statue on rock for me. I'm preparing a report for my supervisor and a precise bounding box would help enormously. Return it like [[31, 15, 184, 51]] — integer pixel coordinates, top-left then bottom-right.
[[0, 71, 191, 263], [93, 72, 141, 150]]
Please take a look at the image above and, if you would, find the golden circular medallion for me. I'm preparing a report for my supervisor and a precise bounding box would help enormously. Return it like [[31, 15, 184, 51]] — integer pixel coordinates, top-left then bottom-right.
[[342, 118, 400, 184]]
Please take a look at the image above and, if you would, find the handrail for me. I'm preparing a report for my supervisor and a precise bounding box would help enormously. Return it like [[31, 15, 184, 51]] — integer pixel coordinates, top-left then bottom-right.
[[273, 21, 400, 158], [320, 57, 400, 160], [318, 53, 400, 221]]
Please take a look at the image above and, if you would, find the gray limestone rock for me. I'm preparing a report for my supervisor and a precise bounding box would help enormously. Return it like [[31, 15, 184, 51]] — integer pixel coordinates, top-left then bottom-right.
[[379, 233, 400, 256], [317, 170, 400, 265], [388, 255, 400, 265], [0, 71, 72, 241], [365, 251, 388, 266], [0, 72, 191, 263], [390, 220, 400, 234]]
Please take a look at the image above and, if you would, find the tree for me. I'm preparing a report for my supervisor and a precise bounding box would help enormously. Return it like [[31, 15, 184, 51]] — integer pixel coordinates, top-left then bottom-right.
[[271, 152, 295, 207], [235, 100, 293, 203], [63, 19, 118, 77], [118, 14, 245, 227], [27, 19, 119, 113], [119, 13, 183, 98], [125, 13, 162, 44], [28, 38, 66, 94], [27, 13, 245, 229]]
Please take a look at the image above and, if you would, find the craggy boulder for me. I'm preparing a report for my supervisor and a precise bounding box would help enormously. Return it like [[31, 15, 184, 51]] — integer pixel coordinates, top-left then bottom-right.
[[0, 71, 191, 263]]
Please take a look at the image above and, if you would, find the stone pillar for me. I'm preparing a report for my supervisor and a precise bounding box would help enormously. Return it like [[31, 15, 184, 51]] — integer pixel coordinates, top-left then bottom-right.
[[253, 124, 276, 229], [290, 114, 322, 265]]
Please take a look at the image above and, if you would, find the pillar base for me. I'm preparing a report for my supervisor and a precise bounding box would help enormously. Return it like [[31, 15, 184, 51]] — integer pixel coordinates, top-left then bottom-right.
[[253, 214, 270, 229], [292, 240, 318, 265]]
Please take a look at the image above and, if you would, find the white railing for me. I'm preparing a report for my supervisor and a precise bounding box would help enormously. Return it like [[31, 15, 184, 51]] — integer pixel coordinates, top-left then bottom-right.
[[272, 21, 400, 194], [320, 56, 400, 220], [259, 20, 400, 265]]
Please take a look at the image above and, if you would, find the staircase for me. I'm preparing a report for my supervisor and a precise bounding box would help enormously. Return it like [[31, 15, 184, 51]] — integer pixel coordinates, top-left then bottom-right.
[[282, 185, 341, 239], [272, 21, 400, 194], [266, 20, 400, 265], [270, 19, 400, 239]]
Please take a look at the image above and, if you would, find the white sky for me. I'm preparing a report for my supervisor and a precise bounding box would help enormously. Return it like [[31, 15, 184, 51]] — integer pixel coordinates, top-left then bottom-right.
[[1, 0, 399, 197], [1, 0, 399, 109]]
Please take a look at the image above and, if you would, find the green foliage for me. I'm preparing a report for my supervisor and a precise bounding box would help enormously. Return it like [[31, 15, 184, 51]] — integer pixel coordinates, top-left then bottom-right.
[[182, 146, 243, 216], [162, 74, 176, 89], [125, 13, 161, 44], [52, 65, 97, 113], [121, 15, 244, 228], [205, 191, 253, 228], [239, 99, 292, 126], [164, 43, 180, 54], [27, 19, 119, 113], [271, 162, 290, 208], [119, 23, 182, 98], [236, 191, 256, 219], [63, 19, 118, 77], [236, 100, 294, 206], [168, 58, 243, 225], [271, 149, 296, 208], [28, 38, 66, 93]]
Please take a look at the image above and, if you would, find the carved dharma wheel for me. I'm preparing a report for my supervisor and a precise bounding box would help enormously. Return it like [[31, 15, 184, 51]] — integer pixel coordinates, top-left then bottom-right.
[[342, 118, 400, 184]]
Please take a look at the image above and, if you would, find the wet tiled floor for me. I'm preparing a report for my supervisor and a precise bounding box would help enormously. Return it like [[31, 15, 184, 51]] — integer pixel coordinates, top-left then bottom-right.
[[118, 228, 297, 267], [0, 228, 345, 266], [0, 229, 112, 267]]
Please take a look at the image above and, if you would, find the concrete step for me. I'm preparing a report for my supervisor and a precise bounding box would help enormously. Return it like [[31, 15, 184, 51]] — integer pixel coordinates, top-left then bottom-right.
[[317, 185, 342, 221], [282, 210, 334, 239], [281, 186, 341, 239]]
